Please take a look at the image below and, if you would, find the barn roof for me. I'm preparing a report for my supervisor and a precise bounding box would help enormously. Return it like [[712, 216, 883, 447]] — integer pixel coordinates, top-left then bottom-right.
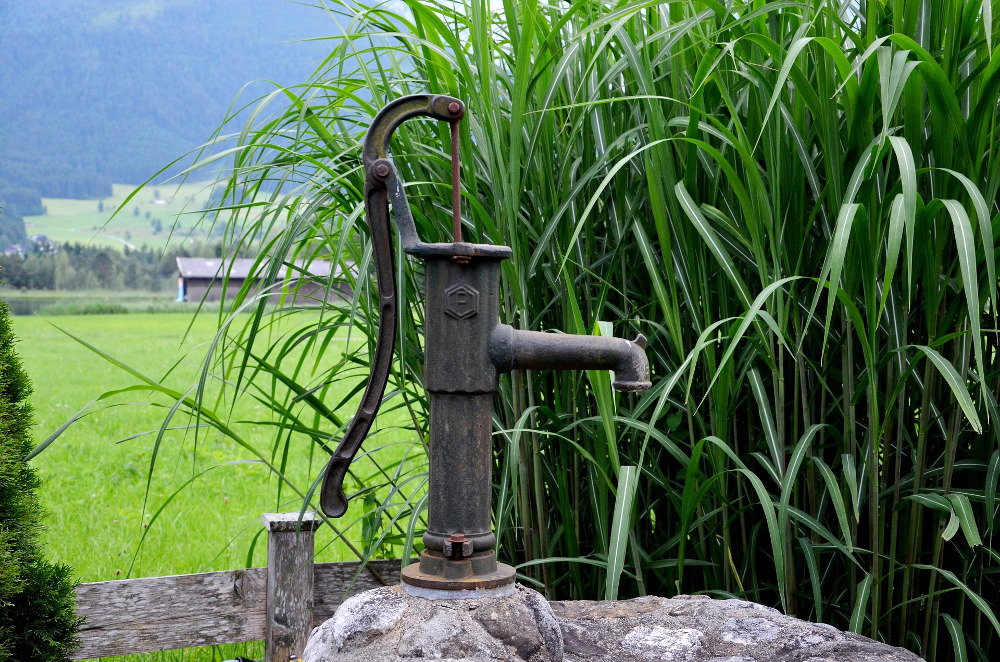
[[176, 258, 253, 279], [176, 257, 334, 280]]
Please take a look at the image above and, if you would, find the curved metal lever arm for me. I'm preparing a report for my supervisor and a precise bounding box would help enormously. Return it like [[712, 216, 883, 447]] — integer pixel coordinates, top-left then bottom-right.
[[319, 94, 464, 518]]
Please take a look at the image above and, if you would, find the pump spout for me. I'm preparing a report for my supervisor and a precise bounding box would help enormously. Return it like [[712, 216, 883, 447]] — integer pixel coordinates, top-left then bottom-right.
[[490, 324, 651, 392]]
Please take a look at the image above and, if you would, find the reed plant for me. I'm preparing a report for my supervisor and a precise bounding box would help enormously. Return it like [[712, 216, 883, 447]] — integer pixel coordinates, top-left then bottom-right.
[[115, 0, 1000, 658]]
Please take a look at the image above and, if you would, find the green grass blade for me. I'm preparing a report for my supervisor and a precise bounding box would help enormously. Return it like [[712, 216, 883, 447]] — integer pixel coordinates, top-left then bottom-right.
[[590, 320, 620, 474], [605, 465, 639, 601], [798, 536, 824, 621], [849, 573, 873, 633], [913, 344, 983, 433], [915, 565, 1000, 637], [810, 457, 854, 553], [946, 493, 983, 547], [675, 180, 753, 309], [943, 510, 962, 541], [941, 168, 997, 319], [987, 450, 999, 534], [940, 200, 984, 378], [749, 368, 782, 477], [707, 436, 786, 610], [941, 613, 969, 662]]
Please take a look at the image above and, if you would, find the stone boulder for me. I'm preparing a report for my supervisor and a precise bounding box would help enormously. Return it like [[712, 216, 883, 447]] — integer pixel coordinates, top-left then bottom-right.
[[551, 595, 922, 661], [303, 587, 922, 661], [303, 584, 563, 662]]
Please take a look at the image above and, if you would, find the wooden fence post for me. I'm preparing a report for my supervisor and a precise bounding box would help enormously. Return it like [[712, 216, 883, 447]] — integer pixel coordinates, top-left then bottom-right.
[[262, 512, 321, 662]]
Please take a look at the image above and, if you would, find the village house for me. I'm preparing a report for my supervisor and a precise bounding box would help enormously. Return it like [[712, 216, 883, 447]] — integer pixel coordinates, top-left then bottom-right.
[[175, 257, 347, 303]]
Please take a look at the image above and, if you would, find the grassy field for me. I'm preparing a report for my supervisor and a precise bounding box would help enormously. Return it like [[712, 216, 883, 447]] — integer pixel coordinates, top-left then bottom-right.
[[15, 311, 413, 661], [22, 182, 223, 251]]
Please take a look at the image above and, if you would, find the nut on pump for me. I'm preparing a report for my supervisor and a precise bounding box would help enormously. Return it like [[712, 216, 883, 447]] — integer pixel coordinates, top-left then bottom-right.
[[318, 94, 651, 598]]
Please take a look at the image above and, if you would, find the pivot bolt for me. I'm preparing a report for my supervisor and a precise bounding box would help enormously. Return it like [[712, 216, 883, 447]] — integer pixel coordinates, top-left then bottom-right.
[[448, 101, 461, 115], [443, 533, 473, 560], [374, 161, 390, 178]]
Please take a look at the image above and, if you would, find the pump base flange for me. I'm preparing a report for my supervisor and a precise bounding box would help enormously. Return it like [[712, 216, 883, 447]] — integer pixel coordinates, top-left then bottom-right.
[[400, 550, 516, 598]]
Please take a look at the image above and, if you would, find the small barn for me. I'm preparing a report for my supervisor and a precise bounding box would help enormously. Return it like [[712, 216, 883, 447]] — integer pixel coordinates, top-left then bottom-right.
[[176, 257, 344, 303]]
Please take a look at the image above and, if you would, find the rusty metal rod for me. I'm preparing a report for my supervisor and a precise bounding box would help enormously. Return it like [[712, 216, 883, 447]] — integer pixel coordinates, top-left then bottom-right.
[[450, 118, 462, 243]]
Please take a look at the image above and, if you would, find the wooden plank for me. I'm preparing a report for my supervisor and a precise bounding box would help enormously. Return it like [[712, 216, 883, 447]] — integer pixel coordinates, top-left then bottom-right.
[[72, 567, 268, 659], [313, 559, 402, 624], [71, 560, 401, 659], [262, 513, 320, 662]]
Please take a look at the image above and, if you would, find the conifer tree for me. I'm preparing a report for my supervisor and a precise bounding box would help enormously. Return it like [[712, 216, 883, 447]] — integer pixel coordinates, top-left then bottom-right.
[[0, 290, 80, 660]]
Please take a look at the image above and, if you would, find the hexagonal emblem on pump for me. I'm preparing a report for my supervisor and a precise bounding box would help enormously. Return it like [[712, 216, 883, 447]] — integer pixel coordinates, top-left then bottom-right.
[[444, 283, 479, 320]]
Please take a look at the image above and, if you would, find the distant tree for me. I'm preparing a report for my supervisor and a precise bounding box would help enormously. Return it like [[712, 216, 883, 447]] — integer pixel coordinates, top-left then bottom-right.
[[0, 188, 43, 218], [124, 261, 139, 287], [145, 211, 150, 220], [97, 200, 103, 212], [0, 241, 223, 292], [133, 206, 140, 217], [89, 251, 115, 287], [0, 204, 27, 248], [21, 255, 54, 289], [52, 252, 77, 290], [0, 255, 26, 289], [0, 298, 81, 660]]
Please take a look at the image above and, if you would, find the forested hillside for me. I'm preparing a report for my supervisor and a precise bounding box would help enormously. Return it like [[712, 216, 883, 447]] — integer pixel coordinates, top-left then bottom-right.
[[0, 0, 329, 241]]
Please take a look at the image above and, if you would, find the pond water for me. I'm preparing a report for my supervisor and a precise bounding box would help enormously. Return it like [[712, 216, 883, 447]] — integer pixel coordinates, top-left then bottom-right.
[[1, 294, 178, 316]]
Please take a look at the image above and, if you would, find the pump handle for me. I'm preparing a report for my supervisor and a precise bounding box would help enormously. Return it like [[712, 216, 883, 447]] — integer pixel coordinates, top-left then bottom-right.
[[320, 94, 465, 518]]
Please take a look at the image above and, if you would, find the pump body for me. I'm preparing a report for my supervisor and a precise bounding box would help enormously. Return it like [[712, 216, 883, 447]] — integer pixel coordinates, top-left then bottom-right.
[[318, 94, 651, 596]]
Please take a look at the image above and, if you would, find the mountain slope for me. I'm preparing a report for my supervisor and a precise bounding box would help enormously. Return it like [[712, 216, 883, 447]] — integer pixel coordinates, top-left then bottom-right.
[[0, 0, 331, 205]]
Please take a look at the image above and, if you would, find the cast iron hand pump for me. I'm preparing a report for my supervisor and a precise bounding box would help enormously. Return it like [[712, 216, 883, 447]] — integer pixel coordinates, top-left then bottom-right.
[[318, 93, 651, 597]]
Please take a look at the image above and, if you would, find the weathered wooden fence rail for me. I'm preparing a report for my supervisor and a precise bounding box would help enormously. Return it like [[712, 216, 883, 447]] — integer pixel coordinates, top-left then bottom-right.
[[72, 513, 401, 661]]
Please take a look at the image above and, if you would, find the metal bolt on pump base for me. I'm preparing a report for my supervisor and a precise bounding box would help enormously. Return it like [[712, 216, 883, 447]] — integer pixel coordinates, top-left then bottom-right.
[[316, 94, 651, 597]]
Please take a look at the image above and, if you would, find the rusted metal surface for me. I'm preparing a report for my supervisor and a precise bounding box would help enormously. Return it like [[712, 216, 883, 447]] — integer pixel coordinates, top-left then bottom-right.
[[318, 94, 652, 594], [445, 533, 473, 559], [491, 326, 650, 392], [451, 116, 462, 242], [319, 94, 466, 518], [400, 556, 517, 592]]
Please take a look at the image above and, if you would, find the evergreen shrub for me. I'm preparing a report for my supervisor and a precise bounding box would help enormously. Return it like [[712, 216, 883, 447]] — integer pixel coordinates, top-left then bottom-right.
[[0, 296, 80, 661]]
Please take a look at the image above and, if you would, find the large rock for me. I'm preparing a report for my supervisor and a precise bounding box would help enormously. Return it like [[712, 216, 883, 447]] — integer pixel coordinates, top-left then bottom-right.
[[303, 584, 563, 662], [303, 587, 922, 661], [551, 595, 923, 661]]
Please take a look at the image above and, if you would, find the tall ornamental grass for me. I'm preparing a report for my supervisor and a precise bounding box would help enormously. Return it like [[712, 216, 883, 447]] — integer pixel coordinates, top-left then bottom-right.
[[118, 0, 1000, 658]]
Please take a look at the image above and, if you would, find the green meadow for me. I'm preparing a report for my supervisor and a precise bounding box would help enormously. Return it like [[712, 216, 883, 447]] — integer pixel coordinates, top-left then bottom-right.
[[15, 311, 415, 661], [22, 182, 222, 251]]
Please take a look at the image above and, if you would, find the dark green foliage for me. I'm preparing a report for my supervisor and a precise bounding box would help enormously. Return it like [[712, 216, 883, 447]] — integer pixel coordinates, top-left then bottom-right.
[[0, 190, 44, 219], [0, 242, 210, 292], [6, 562, 80, 660], [0, 291, 80, 660], [0, 201, 28, 251]]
